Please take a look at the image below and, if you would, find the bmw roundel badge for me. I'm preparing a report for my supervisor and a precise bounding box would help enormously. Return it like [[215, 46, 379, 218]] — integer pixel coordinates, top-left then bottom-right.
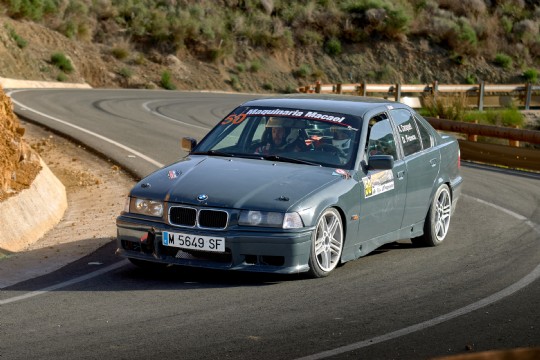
[[197, 194, 208, 202]]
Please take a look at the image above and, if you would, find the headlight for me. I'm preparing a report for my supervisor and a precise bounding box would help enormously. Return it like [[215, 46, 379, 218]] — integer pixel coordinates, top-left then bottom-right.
[[129, 197, 164, 217], [239, 211, 303, 229]]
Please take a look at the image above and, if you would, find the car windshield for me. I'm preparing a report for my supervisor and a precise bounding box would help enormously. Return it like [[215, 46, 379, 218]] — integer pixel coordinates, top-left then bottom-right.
[[193, 106, 362, 168]]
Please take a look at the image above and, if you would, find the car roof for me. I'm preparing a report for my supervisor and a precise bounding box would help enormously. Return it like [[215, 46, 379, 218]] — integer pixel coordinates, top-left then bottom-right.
[[240, 94, 407, 118]]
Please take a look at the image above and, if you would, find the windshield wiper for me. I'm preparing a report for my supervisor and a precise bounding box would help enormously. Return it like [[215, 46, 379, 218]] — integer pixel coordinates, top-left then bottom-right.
[[192, 150, 235, 157], [262, 155, 319, 166]]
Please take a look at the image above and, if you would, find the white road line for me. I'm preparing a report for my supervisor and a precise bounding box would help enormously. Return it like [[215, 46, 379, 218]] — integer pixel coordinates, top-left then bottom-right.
[[297, 194, 540, 360], [142, 100, 210, 130], [0, 260, 128, 305], [8, 91, 164, 168]]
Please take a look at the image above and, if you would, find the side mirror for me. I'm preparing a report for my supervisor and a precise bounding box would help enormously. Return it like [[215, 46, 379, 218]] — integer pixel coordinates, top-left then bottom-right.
[[181, 137, 197, 152], [368, 155, 394, 170]]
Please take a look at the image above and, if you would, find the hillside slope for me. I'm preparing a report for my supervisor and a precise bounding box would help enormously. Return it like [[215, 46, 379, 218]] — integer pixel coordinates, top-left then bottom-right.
[[0, 4, 538, 93]]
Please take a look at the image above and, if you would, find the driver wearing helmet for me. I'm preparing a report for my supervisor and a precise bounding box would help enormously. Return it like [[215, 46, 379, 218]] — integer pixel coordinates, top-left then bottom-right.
[[255, 117, 304, 154]]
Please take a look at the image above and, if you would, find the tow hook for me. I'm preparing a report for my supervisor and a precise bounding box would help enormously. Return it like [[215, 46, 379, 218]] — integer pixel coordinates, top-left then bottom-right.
[[140, 228, 156, 254]]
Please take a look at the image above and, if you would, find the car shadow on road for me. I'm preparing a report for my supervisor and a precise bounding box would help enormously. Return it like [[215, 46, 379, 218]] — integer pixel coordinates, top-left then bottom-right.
[[1, 238, 431, 294], [1, 238, 308, 293]]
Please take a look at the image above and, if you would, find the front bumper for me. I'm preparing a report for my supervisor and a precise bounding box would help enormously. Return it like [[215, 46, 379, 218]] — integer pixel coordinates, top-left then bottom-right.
[[450, 175, 464, 214], [116, 215, 313, 274]]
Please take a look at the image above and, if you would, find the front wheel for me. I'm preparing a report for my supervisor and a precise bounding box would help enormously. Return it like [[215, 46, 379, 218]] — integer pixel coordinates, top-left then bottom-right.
[[308, 208, 344, 278], [412, 184, 452, 247]]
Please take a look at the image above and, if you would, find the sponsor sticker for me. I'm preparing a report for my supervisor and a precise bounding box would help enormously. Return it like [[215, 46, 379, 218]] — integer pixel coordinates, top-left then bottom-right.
[[362, 169, 395, 198], [332, 168, 351, 179], [168, 170, 181, 180]]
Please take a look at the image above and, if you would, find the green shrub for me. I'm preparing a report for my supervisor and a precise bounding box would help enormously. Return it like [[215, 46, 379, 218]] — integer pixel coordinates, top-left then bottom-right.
[[523, 68, 538, 83], [50, 52, 74, 73], [423, 94, 468, 121], [236, 63, 246, 73], [250, 60, 262, 73], [383, 7, 411, 38], [501, 16, 513, 34], [297, 30, 324, 47], [342, 0, 412, 39], [56, 72, 67, 82], [160, 70, 176, 90], [229, 75, 241, 91], [294, 64, 311, 78], [208, 47, 224, 62], [499, 108, 524, 127], [465, 108, 524, 127], [457, 20, 478, 48], [262, 82, 274, 91], [111, 47, 130, 60], [118, 67, 133, 79], [282, 84, 298, 94], [324, 38, 342, 56], [494, 53, 513, 69], [6, 26, 27, 49], [465, 74, 477, 84], [450, 53, 465, 65], [59, 20, 77, 39], [4, 0, 57, 21]]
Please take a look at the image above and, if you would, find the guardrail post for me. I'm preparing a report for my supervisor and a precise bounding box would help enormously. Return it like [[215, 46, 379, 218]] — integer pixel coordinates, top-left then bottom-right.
[[468, 120, 478, 142], [432, 80, 438, 100], [315, 81, 321, 94], [361, 81, 367, 96], [336, 83, 342, 94], [478, 81, 485, 111], [395, 83, 401, 102], [525, 82, 533, 110], [509, 125, 520, 147]]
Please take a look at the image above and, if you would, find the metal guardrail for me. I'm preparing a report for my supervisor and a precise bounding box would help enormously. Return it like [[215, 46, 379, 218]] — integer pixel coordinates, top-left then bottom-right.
[[299, 81, 540, 110], [424, 117, 540, 172], [425, 117, 540, 144]]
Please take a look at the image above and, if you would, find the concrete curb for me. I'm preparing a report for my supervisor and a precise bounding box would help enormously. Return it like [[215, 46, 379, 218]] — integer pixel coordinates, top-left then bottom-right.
[[0, 76, 89, 254], [0, 76, 91, 89], [0, 158, 67, 252]]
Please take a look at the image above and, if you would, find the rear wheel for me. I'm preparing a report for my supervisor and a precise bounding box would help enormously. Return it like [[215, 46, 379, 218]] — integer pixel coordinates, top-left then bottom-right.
[[308, 208, 344, 278], [412, 184, 452, 247]]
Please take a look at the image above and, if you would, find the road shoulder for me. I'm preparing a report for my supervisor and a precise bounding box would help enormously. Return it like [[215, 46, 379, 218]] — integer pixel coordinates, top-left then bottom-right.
[[0, 120, 135, 288]]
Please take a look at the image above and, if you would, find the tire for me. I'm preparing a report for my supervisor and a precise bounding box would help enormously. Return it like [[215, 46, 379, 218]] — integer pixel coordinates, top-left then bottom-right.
[[308, 208, 344, 278], [412, 184, 452, 247]]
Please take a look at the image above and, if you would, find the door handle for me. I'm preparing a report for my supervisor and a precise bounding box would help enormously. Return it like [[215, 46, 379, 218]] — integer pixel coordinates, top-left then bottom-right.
[[429, 158, 438, 167], [397, 170, 405, 180]]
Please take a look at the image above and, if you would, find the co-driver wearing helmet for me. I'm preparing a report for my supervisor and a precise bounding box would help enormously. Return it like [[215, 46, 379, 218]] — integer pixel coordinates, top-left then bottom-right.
[[331, 127, 352, 152]]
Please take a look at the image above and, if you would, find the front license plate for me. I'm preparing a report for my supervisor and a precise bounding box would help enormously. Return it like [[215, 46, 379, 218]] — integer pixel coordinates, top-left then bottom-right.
[[162, 231, 225, 253]]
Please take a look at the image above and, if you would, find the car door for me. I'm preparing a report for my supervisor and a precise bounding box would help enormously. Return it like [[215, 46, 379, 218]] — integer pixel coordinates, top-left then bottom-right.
[[357, 113, 407, 242], [390, 109, 440, 228]]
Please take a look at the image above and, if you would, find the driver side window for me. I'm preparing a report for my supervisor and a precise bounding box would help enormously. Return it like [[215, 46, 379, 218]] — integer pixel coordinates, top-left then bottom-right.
[[366, 115, 398, 160]]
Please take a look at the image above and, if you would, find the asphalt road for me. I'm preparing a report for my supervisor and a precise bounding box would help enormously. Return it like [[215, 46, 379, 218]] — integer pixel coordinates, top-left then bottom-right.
[[1, 89, 539, 360]]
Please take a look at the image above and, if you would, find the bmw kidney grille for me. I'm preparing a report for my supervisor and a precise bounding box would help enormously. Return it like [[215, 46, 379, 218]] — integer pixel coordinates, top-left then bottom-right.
[[169, 206, 228, 230]]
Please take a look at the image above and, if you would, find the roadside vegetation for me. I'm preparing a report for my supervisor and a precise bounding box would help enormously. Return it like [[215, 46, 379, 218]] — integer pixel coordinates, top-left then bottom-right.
[[420, 93, 525, 128], [1, 1, 539, 69]]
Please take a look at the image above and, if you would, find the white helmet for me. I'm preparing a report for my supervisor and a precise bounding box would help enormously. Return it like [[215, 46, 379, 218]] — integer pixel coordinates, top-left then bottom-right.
[[332, 138, 351, 150]]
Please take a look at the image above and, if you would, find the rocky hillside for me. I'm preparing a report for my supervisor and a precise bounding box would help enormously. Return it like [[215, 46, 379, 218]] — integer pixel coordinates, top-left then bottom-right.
[[0, 85, 40, 201], [0, 1, 539, 92]]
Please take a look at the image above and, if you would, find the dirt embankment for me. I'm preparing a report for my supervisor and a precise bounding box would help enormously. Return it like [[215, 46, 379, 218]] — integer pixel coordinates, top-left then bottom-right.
[[0, 86, 41, 201]]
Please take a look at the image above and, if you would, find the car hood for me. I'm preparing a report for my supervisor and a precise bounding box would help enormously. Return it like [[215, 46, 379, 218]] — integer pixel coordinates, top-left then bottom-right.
[[130, 155, 345, 211]]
